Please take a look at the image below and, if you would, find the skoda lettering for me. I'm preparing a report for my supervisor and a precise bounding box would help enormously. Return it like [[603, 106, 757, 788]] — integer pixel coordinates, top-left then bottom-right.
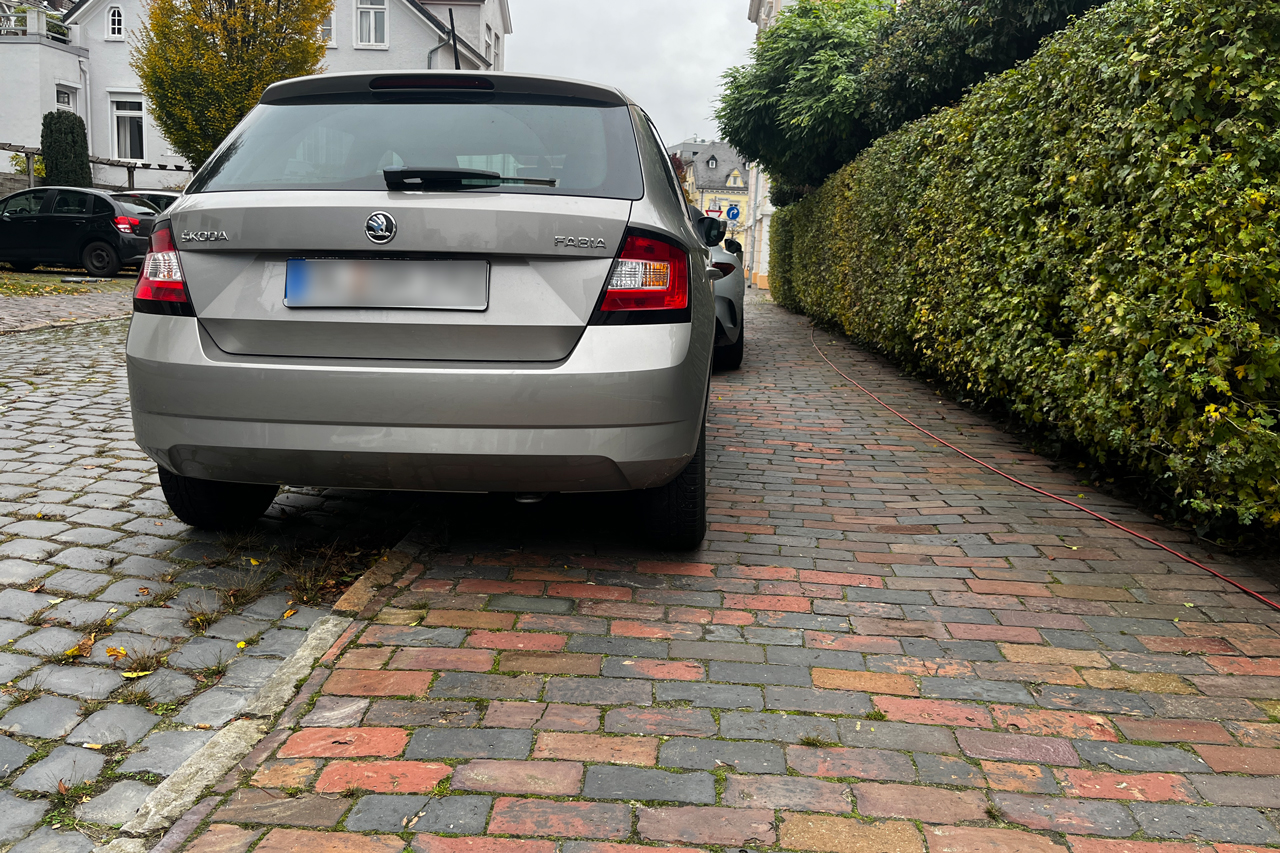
[[180, 230, 229, 242]]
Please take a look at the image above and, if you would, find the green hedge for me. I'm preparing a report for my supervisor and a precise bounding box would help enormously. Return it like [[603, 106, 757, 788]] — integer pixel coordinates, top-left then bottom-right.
[[771, 0, 1280, 528], [40, 110, 91, 188]]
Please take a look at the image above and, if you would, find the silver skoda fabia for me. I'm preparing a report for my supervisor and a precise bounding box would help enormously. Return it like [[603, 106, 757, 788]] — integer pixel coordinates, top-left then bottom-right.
[[126, 71, 729, 550]]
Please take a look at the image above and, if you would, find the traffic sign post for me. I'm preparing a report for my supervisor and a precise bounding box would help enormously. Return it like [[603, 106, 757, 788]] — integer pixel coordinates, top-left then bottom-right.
[[726, 205, 740, 221]]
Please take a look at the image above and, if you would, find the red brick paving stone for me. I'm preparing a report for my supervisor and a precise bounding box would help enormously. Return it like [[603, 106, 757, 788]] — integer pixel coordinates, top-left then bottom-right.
[[813, 670, 919, 696], [925, 825, 1066, 853], [958, 731, 1080, 766], [485, 701, 546, 728], [1204, 656, 1280, 676], [1081, 670, 1195, 694], [1227, 638, 1280, 656], [991, 707, 1117, 741], [639, 806, 777, 846], [278, 727, 409, 758], [547, 583, 633, 600], [980, 762, 1060, 795], [499, 651, 602, 675], [946, 623, 1043, 643], [414, 837, 556, 853], [1224, 720, 1280, 748], [581, 602, 665, 620], [391, 648, 495, 672], [611, 621, 702, 640], [724, 775, 853, 813], [806, 631, 904, 654], [605, 707, 716, 737], [850, 617, 948, 639], [997, 645, 1110, 668], [636, 561, 715, 576], [1114, 718, 1234, 745], [184, 825, 263, 853], [1054, 769, 1197, 803], [612, 659, 705, 680], [212, 789, 351, 827], [669, 607, 714, 624], [1067, 840, 1200, 853], [777, 813, 922, 853], [322, 670, 435, 697], [536, 704, 600, 732], [878, 658, 976, 678], [1194, 745, 1280, 774], [336, 647, 395, 669], [1138, 637, 1237, 654], [787, 746, 915, 781], [799, 570, 884, 587], [713, 610, 756, 625], [966, 580, 1052, 597], [996, 612, 1089, 631], [723, 593, 813, 612], [972, 663, 1084, 685], [254, 828, 406, 853], [466, 630, 567, 651], [565, 844, 703, 853], [487, 798, 632, 839], [451, 759, 584, 795], [516, 614, 607, 633], [252, 759, 322, 788], [533, 732, 658, 766], [314, 760, 452, 793], [458, 580, 545, 595], [873, 697, 992, 728], [422, 610, 517, 629], [852, 783, 989, 823]]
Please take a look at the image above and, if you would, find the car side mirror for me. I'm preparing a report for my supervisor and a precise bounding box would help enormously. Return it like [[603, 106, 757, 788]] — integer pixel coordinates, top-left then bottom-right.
[[696, 215, 726, 247], [723, 238, 742, 255]]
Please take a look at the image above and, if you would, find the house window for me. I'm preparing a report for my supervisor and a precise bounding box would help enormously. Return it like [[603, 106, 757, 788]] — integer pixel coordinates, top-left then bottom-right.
[[107, 6, 123, 38], [113, 99, 144, 160], [484, 24, 492, 62], [56, 89, 74, 110], [727, 170, 743, 188], [320, 14, 334, 45], [708, 156, 718, 170], [357, 0, 385, 46], [493, 33, 500, 69]]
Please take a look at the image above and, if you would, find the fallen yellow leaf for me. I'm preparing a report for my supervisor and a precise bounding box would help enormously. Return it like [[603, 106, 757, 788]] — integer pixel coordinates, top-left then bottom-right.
[[282, 609, 297, 620], [121, 671, 153, 678]]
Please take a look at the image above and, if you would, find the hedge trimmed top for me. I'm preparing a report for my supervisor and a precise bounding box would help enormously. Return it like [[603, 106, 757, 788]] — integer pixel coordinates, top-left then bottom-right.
[[717, 0, 1099, 195]]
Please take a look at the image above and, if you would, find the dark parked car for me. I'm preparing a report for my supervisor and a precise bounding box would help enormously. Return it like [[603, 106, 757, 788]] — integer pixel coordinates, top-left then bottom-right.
[[0, 186, 155, 276], [114, 190, 181, 212]]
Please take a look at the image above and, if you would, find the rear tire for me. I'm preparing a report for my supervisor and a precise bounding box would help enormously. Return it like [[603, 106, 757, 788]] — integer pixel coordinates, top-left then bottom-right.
[[158, 466, 279, 531], [714, 324, 745, 371], [82, 241, 121, 277], [639, 422, 706, 551]]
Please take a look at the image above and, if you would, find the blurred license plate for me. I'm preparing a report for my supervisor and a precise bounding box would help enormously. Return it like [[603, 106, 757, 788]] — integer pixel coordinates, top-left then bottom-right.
[[284, 259, 489, 310]]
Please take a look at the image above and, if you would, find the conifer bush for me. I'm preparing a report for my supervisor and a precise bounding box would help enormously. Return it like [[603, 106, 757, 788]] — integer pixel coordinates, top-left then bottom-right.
[[40, 111, 92, 187], [771, 0, 1280, 529]]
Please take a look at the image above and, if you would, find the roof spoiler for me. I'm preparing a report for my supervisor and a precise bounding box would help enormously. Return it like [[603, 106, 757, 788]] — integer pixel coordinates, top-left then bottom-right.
[[259, 71, 630, 107]]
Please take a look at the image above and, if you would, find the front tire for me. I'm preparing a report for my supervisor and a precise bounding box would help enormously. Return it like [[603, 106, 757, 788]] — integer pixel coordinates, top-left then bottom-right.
[[82, 241, 121, 277], [714, 324, 745, 371], [158, 466, 279, 531], [639, 423, 706, 551]]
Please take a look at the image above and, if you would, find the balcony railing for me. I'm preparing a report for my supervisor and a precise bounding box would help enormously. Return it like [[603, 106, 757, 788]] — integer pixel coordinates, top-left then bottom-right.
[[0, 11, 71, 43]]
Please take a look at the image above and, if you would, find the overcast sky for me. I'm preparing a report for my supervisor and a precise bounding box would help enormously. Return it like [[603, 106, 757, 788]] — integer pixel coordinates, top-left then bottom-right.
[[505, 1, 758, 146]]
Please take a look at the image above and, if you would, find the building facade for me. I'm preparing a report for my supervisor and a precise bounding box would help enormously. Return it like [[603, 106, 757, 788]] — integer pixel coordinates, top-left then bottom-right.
[[741, 0, 792, 288], [0, 0, 510, 189], [666, 137, 749, 242]]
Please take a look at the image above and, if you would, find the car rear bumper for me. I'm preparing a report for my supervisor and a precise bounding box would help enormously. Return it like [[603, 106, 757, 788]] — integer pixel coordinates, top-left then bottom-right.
[[126, 314, 708, 492]]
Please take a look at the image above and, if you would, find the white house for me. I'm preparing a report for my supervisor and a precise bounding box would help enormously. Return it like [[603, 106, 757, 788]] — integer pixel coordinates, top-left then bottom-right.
[[0, 0, 511, 189]]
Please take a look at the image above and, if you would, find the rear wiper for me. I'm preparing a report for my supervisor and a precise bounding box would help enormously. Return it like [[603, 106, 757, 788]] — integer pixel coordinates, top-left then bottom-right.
[[383, 167, 556, 191]]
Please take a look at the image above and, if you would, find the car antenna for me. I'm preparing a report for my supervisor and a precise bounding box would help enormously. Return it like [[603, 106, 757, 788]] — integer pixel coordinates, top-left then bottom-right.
[[449, 8, 460, 70]]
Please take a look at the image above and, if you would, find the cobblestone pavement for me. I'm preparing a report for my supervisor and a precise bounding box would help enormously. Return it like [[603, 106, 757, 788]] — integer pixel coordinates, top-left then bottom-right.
[[0, 292, 133, 334], [161, 299, 1280, 853], [0, 320, 421, 851]]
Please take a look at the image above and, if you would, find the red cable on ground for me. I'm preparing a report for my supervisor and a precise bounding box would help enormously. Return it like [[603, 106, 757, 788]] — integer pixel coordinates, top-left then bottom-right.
[[809, 327, 1280, 613]]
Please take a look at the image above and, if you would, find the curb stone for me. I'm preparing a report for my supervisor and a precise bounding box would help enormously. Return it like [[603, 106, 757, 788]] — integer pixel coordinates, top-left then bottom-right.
[[107, 613, 354, 842]]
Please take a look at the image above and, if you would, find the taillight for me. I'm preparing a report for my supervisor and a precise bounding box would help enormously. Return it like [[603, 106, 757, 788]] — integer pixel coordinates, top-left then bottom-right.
[[114, 215, 141, 234], [712, 261, 736, 278], [133, 226, 193, 316], [600, 234, 689, 312]]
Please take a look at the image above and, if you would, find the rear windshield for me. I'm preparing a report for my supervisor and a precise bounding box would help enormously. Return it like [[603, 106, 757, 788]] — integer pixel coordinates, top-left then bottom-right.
[[189, 99, 643, 200]]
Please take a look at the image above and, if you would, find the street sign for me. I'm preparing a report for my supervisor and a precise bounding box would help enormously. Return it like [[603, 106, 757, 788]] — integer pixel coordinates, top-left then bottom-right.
[[705, 208, 722, 217], [726, 205, 740, 221]]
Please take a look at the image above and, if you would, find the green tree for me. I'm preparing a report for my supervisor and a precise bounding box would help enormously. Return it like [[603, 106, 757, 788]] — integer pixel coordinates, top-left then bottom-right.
[[716, 0, 884, 193], [131, 0, 331, 168], [40, 111, 91, 187]]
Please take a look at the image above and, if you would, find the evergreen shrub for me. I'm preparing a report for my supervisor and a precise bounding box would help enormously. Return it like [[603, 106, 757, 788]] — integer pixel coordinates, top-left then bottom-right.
[[40, 110, 92, 187], [771, 0, 1280, 528]]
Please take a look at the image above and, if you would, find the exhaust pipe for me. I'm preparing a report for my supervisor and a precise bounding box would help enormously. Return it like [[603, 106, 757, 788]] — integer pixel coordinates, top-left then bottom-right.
[[513, 493, 547, 504]]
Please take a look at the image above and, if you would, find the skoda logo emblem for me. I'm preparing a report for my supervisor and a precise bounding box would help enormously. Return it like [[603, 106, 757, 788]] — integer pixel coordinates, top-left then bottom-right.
[[365, 211, 396, 244]]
